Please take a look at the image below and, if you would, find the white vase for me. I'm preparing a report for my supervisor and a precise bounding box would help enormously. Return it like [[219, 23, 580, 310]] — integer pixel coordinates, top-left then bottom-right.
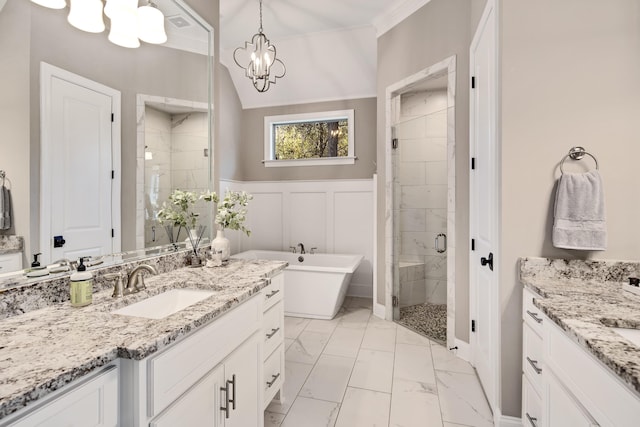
[[212, 229, 230, 261]]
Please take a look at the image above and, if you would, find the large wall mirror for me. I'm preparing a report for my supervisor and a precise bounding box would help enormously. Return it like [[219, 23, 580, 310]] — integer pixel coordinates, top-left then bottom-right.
[[0, 0, 213, 274]]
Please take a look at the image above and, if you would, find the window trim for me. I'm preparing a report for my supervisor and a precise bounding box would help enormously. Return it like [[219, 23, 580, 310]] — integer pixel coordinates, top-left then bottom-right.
[[263, 109, 355, 167]]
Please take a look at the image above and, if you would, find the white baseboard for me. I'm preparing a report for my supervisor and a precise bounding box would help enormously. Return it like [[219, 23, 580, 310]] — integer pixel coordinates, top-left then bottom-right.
[[373, 302, 385, 319], [494, 408, 521, 427], [346, 282, 373, 298], [450, 339, 471, 363]]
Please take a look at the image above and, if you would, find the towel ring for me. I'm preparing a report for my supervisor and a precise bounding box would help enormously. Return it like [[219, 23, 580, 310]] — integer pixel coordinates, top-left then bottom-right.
[[560, 146, 598, 174]]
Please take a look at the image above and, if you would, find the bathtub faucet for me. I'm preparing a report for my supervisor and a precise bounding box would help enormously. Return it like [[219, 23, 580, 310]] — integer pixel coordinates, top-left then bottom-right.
[[296, 243, 306, 254]]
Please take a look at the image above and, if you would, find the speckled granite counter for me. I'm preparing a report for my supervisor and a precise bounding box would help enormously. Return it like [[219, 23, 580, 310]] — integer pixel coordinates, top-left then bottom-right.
[[520, 257, 640, 397], [0, 259, 287, 419], [0, 236, 22, 255]]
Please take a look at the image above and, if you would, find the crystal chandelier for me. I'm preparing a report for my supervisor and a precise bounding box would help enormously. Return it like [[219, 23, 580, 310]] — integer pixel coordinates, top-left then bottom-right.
[[233, 0, 285, 92]]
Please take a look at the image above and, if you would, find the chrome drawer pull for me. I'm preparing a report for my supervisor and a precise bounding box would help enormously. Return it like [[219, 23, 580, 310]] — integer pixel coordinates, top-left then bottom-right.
[[526, 413, 538, 427], [526, 310, 543, 324], [228, 374, 236, 410], [267, 373, 281, 388], [526, 357, 542, 374], [266, 289, 280, 299], [220, 382, 230, 418], [266, 327, 280, 339]]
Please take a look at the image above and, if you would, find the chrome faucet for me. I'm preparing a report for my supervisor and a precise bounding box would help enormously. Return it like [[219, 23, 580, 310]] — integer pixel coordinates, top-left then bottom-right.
[[127, 264, 158, 293], [296, 243, 306, 254]]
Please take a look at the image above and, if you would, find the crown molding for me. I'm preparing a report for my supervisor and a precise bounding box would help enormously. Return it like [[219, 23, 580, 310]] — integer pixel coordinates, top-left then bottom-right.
[[372, 0, 433, 37]]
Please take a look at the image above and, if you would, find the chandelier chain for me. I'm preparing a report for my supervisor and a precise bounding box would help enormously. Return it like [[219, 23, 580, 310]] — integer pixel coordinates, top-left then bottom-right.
[[258, 0, 263, 33]]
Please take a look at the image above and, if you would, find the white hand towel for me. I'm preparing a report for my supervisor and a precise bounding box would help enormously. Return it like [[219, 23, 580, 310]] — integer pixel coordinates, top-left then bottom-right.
[[552, 170, 606, 250], [0, 185, 11, 230]]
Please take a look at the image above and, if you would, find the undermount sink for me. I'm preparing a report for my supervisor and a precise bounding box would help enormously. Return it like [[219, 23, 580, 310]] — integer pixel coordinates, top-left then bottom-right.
[[609, 327, 640, 347], [111, 288, 215, 320]]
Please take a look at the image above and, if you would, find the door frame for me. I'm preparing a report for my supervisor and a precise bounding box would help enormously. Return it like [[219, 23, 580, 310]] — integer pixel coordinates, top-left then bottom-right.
[[469, 0, 500, 414], [40, 62, 121, 264], [383, 55, 457, 350]]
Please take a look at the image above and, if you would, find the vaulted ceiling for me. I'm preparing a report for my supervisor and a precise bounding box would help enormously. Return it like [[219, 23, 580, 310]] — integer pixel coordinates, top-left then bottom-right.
[[219, 0, 432, 108]]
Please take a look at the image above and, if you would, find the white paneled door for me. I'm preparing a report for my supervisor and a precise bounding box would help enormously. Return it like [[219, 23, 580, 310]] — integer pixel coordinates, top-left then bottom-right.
[[470, 0, 498, 414], [40, 63, 121, 265]]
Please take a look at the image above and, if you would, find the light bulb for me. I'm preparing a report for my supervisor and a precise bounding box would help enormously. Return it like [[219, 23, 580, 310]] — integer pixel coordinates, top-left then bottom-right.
[[138, 4, 167, 44], [104, 0, 137, 19], [108, 4, 140, 48], [68, 0, 105, 33], [31, 0, 66, 9]]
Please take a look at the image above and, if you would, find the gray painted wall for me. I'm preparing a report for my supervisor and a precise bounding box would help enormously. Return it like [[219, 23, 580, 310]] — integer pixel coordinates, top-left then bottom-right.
[[377, 0, 485, 345], [218, 65, 244, 182], [499, 0, 640, 417], [238, 98, 377, 182]]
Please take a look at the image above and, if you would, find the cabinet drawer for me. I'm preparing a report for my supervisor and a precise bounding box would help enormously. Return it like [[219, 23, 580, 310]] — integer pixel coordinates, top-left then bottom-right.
[[148, 296, 261, 417], [523, 288, 544, 334], [523, 323, 544, 393], [263, 344, 284, 408], [546, 370, 598, 427], [263, 301, 283, 359], [262, 273, 283, 311], [522, 375, 543, 427]]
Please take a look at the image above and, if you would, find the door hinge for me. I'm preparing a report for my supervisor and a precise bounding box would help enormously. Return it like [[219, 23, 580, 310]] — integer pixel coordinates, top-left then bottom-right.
[[111, 113, 114, 122], [471, 239, 475, 251], [471, 76, 476, 89], [472, 320, 476, 333], [111, 170, 114, 179], [471, 157, 476, 170], [111, 229, 114, 238], [392, 138, 398, 150], [392, 295, 399, 307]]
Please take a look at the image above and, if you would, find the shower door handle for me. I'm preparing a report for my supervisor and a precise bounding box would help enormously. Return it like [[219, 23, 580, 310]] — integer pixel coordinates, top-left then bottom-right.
[[435, 233, 447, 253]]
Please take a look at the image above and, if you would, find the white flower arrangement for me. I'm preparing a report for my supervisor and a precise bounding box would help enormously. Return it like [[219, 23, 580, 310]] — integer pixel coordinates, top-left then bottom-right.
[[203, 190, 253, 236]]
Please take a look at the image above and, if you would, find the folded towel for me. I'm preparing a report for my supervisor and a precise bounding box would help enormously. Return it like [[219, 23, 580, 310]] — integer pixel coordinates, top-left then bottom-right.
[[0, 185, 10, 230], [552, 170, 606, 250]]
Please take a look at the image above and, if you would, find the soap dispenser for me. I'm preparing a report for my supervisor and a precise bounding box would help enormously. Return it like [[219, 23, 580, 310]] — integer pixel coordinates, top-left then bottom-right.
[[31, 253, 41, 268], [69, 257, 93, 307]]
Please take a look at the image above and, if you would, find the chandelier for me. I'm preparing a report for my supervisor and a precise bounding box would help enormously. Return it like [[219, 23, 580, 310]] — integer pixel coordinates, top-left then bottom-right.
[[30, 0, 167, 49], [233, 0, 285, 92]]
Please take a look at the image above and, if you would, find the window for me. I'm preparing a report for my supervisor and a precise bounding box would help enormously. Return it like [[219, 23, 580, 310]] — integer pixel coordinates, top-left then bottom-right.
[[264, 109, 355, 167]]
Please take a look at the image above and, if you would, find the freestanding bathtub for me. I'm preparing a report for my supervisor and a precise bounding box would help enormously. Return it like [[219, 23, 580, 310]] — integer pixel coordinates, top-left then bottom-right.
[[232, 250, 363, 320]]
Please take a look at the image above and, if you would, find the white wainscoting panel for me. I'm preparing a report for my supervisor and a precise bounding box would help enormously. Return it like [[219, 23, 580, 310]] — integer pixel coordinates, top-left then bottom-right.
[[220, 179, 374, 297]]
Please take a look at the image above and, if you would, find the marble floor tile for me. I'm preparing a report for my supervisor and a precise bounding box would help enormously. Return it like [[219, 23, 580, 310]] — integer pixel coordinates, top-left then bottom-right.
[[394, 342, 436, 384], [431, 343, 476, 375], [285, 330, 331, 364], [390, 378, 442, 427], [436, 371, 493, 427], [284, 317, 311, 339], [337, 307, 371, 329], [334, 387, 391, 427], [367, 314, 397, 330], [264, 411, 286, 427], [349, 349, 394, 393], [305, 318, 340, 334], [267, 361, 314, 415], [361, 323, 397, 353], [280, 396, 340, 427], [299, 354, 356, 403], [323, 326, 366, 358], [396, 324, 433, 346]]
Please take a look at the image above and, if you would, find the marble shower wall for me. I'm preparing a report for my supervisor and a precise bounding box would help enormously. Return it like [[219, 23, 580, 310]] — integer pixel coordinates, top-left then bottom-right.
[[395, 89, 448, 306]]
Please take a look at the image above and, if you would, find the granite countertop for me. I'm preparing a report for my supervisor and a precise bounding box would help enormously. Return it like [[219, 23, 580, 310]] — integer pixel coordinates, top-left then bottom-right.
[[520, 257, 640, 398], [0, 236, 23, 255], [0, 259, 287, 420]]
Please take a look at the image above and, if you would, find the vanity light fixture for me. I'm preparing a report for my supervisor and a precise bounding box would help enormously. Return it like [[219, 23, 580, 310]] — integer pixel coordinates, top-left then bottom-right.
[[31, 0, 66, 9], [138, 1, 168, 45], [67, 0, 105, 33], [233, 0, 286, 92], [107, 0, 140, 48]]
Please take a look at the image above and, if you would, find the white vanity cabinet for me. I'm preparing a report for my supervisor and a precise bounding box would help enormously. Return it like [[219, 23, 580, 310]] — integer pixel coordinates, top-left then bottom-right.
[[261, 274, 285, 408], [121, 293, 264, 427], [522, 288, 640, 426], [0, 364, 119, 427]]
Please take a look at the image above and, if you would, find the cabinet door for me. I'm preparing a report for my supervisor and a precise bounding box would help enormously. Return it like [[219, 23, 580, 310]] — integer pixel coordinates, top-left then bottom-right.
[[9, 366, 118, 427], [151, 365, 224, 427], [546, 371, 598, 427], [222, 332, 262, 427]]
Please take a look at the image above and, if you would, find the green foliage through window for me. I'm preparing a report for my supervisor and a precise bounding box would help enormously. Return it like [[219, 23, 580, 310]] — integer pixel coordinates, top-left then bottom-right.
[[274, 120, 348, 160]]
